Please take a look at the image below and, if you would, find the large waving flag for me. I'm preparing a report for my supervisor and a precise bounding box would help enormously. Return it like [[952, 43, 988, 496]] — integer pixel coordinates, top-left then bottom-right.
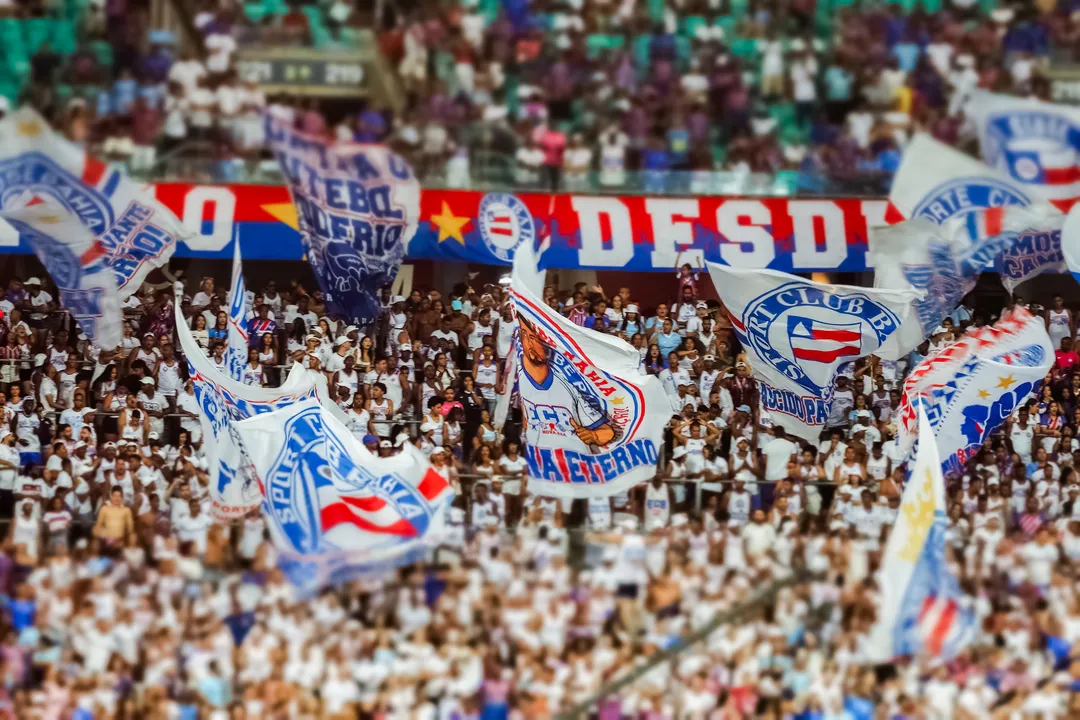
[[708, 263, 920, 441], [173, 284, 341, 519], [234, 399, 453, 596], [0, 201, 122, 349], [224, 237, 249, 382], [0, 107, 186, 297], [892, 307, 1052, 473], [884, 133, 1066, 296], [266, 118, 420, 322], [865, 406, 975, 663], [966, 90, 1080, 204], [510, 241, 669, 498]]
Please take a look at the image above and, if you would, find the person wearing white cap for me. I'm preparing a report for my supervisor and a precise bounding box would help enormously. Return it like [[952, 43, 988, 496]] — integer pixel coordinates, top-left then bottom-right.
[[24, 277, 55, 324], [14, 397, 41, 467], [325, 335, 352, 375], [0, 430, 18, 517]]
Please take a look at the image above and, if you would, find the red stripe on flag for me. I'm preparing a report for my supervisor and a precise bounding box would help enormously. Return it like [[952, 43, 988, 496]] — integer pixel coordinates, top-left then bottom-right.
[[811, 328, 861, 343], [985, 207, 1004, 236], [80, 241, 106, 265], [489, 227, 514, 236], [82, 158, 108, 187], [883, 201, 905, 225], [416, 469, 449, 501], [927, 601, 957, 656], [1043, 165, 1080, 185], [320, 504, 418, 537], [791, 345, 861, 363], [339, 495, 387, 512], [25, 196, 44, 207], [728, 313, 746, 332], [493, 216, 511, 223]]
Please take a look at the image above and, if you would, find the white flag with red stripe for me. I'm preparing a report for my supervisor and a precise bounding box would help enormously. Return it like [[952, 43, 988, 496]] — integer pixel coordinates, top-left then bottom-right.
[[865, 407, 975, 663], [0, 107, 187, 297], [234, 399, 453, 596], [966, 90, 1080, 204], [706, 263, 920, 442]]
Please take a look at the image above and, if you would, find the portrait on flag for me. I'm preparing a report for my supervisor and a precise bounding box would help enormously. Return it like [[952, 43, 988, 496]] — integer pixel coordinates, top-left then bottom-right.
[[510, 241, 669, 498]]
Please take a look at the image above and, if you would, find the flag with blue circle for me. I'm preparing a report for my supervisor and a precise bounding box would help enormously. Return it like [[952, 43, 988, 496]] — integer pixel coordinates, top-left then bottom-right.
[[266, 118, 420, 322], [225, 236, 249, 383]]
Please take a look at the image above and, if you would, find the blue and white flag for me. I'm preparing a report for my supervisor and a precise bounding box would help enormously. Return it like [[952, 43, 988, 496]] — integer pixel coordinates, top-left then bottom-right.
[[224, 238, 249, 382], [0, 107, 186, 297], [865, 406, 976, 663], [0, 201, 122, 349], [1062, 202, 1080, 283], [173, 284, 342, 520], [892, 307, 1052, 472], [266, 118, 420, 322], [708, 263, 920, 442], [234, 399, 453, 596], [511, 241, 670, 498], [884, 133, 1066, 300], [966, 90, 1080, 203]]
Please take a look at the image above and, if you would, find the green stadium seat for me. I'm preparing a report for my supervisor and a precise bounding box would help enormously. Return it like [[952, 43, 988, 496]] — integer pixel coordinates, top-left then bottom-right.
[[264, 0, 288, 14], [90, 39, 113, 68], [53, 20, 77, 55], [586, 34, 624, 59], [681, 15, 706, 39], [244, 3, 269, 23], [730, 37, 758, 58], [24, 17, 52, 54], [632, 35, 651, 74]]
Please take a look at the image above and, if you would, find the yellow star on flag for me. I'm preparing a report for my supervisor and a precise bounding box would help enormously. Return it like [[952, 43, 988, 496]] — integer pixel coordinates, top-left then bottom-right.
[[17, 121, 41, 137], [611, 397, 625, 405], [996, 374, 1017, 390], [261, 202, 299, 230], [431, 201, 469, 245], [977, 388, 991, 400]]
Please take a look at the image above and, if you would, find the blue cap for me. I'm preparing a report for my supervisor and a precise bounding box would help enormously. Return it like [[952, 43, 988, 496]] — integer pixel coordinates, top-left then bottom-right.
[[737, 405, 751, 413], [451, 299, 463, 311], [362, 434, 378, 445]]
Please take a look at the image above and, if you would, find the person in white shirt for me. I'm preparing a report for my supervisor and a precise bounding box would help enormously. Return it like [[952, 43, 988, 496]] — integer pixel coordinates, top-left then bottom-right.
[[176, 498, 213, 555], [0, 431, 18, 517]]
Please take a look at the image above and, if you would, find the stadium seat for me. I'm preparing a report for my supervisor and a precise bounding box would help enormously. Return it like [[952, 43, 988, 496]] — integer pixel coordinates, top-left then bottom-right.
[[585, 34, 624, 59], [24, 17, 52, 55], [244, 2, 269, 23], [91, 39, 114, 69], [53, 20, 78, 56]]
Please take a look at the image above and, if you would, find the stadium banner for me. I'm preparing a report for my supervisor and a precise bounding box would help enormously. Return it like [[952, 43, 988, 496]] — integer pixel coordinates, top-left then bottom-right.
[[884, 133, 1066, 293], [234, 399, 454, 597], [0, 107, 186, 296], [266, 118, 421, 322], [865, 407, 975, 664], [510, 241, 670, 499], [892, 307, 1052, 471], [708, 263, 921, 441], [173, 286, 342, 520], [966, 91, 1080, 203], [0, 202, 122, 350], [225, 237, 249, 382]]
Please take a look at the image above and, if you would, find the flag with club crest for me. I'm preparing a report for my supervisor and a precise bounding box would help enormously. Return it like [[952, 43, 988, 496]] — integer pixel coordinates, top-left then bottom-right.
[[865, 406, 976, 663], [0, 107, 187, 297], [707, 263, 921, 442], [173, 284, 342, 520], [0, 200, 122, 349], [891, 307, 1052, 473], [883, 133, 1066, 296], [224, 236, 249, 382], [234, 399, 454, 596]]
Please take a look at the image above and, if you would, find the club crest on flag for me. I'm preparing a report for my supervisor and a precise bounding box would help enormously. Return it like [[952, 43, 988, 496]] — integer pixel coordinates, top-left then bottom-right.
[[912, 176, 1031, 232], [740, 282, 901, 396], [984, 112, 1080, 186], [0, 153, 115, 233], [478, 192, 534, 262]]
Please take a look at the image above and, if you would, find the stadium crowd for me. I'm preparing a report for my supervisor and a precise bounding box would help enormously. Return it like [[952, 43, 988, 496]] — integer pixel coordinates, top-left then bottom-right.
[[4, 0, 1077, 188], [0, 263, 1074, 717]]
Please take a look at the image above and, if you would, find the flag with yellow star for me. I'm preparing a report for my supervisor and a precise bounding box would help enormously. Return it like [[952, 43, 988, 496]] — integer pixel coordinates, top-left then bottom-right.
[[892, 307, 1054, 473]]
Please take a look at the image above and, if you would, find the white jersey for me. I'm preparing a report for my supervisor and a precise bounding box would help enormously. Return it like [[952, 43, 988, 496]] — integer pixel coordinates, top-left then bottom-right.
[[1048, 309, 1071, 346], [467, 323, 493, 352], [474, 361, 498, 400], [522, 369, 605, 452], [726, 490, 752, 526], [866, 454, 889, 482], [698, 369, 719, 400], [158, 360, 183, 397], [1011, 423, 1034, 461], [16, 413, 40, 452], [496, 320, 514, 358], [369, 399, 391, 437], [588, 497, 612, 529], [644, 484, 670, 530]]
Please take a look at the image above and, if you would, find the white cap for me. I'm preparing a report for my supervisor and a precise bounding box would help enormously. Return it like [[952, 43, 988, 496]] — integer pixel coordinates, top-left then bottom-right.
[[391, 295, 405, 304], [140, 377, 155, 385], [672, 446, 687, 459], [626, 304, 639, 314], [344, 325, 359, 334], [420, 421, 437, 433], [103, 442, 117, 450], [379, 440, 392, 448], [33, 353, 46, 367], [148, 432, 160, 441], [74, 441, 87, 450], [25, 277, 40, 285], [430, 447, 446, 456], [334, 336, 350, 347], [394, 432, 410, 447], [696, 301, 708, 309]]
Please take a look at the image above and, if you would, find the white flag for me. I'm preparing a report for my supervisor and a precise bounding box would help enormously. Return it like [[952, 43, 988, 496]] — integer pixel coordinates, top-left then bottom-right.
[[708, 263, 920, 441], [510, 241, 670, 498], [891, 307, 1052, 471], [173, 285, 341, 520], [234, 399, 454, 596], [224, 238, 249, 382], [966, 90, 1080, 203], [0, 107, 186, 297], [864, 407, 975, 663]]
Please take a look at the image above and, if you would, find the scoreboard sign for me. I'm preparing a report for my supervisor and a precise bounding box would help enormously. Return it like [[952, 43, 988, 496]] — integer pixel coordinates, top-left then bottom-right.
[[236, 48, 367, 97]]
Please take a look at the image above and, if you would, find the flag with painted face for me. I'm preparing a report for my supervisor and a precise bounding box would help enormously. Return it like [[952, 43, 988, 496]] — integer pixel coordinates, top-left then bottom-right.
[[891, 307, 1052, 473], [0, 107, 187, 297], [865, 406, 976, 663], [224, 237, 249, 382], [173, 284, 342, 520], [707, 263, 921, 442], [966, 90, 1080, 204], [884, 133, 1066, 296], [871, 207, 1065, 354], [266, 118, 421, 323], [0, 201, 122, 349], [234, 399, 454, 596], [510, 241, 670, 498]]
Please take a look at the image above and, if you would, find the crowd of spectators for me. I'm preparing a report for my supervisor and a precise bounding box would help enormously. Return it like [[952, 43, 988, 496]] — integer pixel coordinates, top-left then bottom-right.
[[0, 261, 1075, 716]]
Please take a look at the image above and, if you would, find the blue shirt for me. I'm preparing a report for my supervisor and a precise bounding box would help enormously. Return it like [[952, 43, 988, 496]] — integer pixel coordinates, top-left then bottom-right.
[[824, 66, 853, 101], [9, 599, 35, 632], [893, 43, 920, 72], [113, 79, 138, 115], [656, 331, 682, 357]]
